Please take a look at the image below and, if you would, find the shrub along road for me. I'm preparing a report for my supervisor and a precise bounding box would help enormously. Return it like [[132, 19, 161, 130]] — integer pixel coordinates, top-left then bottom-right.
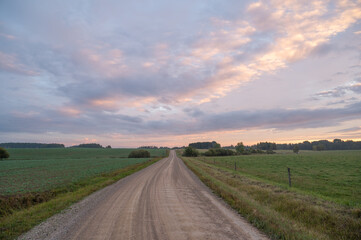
[[19, 150, 267, 240]]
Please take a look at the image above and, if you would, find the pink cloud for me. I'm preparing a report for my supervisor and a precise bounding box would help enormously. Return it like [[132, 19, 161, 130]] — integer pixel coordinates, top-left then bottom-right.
[[0, 33, 16, 40], [182, 0, 361, 103], [60, 107, 82, 116], [73, 48, 128, 78], [0, 51, 37, 76]]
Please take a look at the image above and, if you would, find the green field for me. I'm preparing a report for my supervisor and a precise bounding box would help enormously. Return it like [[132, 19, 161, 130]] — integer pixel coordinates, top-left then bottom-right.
[[198, 150, 361, 207], [182, 150, 361, 240], [0, 148, 167, 195], [0, 148, 167, 239], [5, 148, 166, 160]]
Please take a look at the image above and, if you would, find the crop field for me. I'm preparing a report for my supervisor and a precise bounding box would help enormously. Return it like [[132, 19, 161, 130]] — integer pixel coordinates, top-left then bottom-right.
[[0, 148, 166, 240], [0, 148, 167, 195], [182, 150, 361, 240], [5, 148, 166, 160]]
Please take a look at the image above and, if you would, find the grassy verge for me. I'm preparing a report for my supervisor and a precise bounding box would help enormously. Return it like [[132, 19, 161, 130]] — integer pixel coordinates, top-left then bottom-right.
[[0, 156, 163, 240], [181, 156, 361, 240]]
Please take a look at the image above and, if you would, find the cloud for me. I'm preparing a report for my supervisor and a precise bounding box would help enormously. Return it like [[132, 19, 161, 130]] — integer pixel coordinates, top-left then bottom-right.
[[183, 102, 361, 135], [316, 88, 347, 98], [349, 83, 361, 93], [1, 0, 361, 144], [315, 83, 361, 98], [2, 0, 360, 108], [0, 51, 37, 75], [331, 126, 361, 133], [0, 33, 16, 40], [2, 100, 361, 137], [72, 48, 128, 78], [183, 107, 204, 117], [181, 0, 361, 102]]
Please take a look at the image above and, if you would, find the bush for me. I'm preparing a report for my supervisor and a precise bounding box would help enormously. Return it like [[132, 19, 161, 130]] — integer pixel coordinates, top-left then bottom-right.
[[128, 149, 150, 158], [266, 149, 276, 154], [235, 142, 245, 154], [183, 147, 199, 157], [204, 148, 235, 156], [293, 145, 299, 154], [235, 148, 264, 155], [0, 147, 9, 160]]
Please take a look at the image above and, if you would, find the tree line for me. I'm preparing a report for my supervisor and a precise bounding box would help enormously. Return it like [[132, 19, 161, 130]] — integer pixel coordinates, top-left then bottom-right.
[[138, 146, 170, 149], [274, 139, 361, 151], [0, 143, 111, 149], [69, 143, 104, 148], [183, 139, 361, 157], [188, 141, 221, 149], [227, 139, 361, 151], [0, 143, 65, 148]]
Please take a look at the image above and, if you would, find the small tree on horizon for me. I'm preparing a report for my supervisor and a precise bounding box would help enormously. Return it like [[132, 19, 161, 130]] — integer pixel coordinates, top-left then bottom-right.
[[128, 149, 150, 158], [235, 142, 245, 154], [0, 147, 10, 160], [183, 146, 199, 157], [293, 145, 299, 154]]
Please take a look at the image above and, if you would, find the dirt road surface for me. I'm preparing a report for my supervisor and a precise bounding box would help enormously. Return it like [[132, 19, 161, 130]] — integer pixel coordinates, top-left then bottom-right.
[[19, 150, 268, 240]]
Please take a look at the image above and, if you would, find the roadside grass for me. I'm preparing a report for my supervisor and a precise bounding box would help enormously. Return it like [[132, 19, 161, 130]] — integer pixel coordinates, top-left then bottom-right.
[[181, 152, 361, 240], [0, 156, 164, 240]]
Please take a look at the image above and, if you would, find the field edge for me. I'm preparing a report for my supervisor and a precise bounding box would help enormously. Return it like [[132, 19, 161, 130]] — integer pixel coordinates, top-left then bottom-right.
[[180, 154, 361, 240], [0, 155, 166, 240]]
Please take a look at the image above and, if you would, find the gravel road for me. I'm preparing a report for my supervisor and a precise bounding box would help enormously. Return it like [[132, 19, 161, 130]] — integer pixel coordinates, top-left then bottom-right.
[[19, 150, 268, 240]]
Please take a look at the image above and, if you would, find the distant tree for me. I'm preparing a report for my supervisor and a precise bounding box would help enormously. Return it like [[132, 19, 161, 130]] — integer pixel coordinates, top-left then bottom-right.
[[204, 148, 234, 156], [266, 149, 276, 154], [0, 143, 64, 148], [293, 145, 299, 154], [0, 147, 9, 160], [235, 142, 245, 154], [256, 142, 277, 150], [183, 147, 199, 157], [262, 139, 361, 151], [188, 141, 221, 149], [70, 143, 103, 148], [223, 145, 235, 149], [301, 141, 312, 150], [106, 145, 112, 149], [128, 150, 150, 158], [313, 144, 325, 151], [213, 142, 221, 148]]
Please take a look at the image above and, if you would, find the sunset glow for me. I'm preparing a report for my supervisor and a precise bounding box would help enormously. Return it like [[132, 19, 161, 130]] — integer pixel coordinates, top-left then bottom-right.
[[1, 0, 361, 147]]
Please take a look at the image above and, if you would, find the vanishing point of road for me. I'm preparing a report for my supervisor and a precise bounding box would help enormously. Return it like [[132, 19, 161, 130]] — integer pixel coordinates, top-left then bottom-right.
[[20, 150, 268, 240]]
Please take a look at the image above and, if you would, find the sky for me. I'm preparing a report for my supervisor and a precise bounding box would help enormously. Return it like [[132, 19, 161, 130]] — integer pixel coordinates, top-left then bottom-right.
[[0, 0, 361, 147]]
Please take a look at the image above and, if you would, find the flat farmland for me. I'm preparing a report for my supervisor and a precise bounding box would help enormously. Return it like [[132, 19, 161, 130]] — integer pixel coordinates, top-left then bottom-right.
[[182, 150, 361, 240], [197, 150, 361, 206], [0, 148, 167, 195]]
